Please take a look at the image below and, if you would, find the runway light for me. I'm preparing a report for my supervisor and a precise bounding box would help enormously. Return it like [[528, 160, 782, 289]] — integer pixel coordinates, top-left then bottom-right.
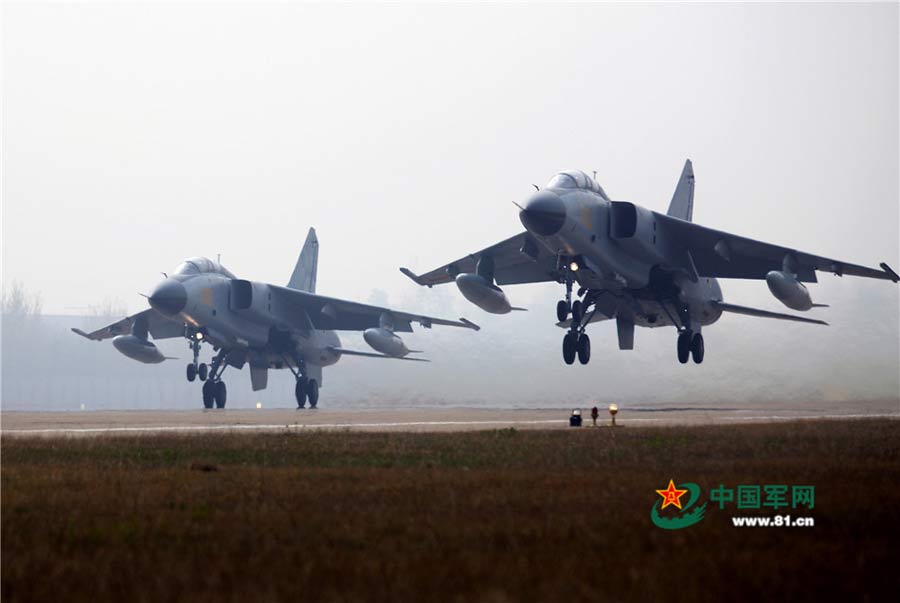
[[256, 402, 262, 409], [569, 261, 579, 272], [609, 403, 619, 427]]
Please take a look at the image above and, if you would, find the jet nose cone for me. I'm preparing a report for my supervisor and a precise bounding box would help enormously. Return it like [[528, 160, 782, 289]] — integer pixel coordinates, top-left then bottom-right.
[[519, 190, 566, 236], [148, 279, 187, 315]]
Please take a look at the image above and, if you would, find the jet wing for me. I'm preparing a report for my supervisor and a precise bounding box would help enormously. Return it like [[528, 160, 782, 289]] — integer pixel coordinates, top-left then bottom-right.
[[655, 212, 899, 283], [328, 347, 430, 362], [270, 286, 480, 333], [712, 301, 828, 325], [71, 309, 184, 341], [400, 231, 558, 287]]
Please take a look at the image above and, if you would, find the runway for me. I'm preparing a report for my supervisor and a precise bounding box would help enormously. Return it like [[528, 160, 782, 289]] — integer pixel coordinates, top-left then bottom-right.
[[2, 399, 897, 435]]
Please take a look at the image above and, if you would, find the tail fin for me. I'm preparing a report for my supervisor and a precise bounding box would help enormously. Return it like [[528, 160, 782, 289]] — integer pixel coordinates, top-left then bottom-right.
[[666, 159, 695, 222], [287, 228, 319, 293]]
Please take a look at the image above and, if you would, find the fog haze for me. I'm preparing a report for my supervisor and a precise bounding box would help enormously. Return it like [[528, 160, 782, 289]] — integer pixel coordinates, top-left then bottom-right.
[[2, 2, 898, 409]]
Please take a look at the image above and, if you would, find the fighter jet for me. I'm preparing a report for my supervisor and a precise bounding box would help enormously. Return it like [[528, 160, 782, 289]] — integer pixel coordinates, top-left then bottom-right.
[[401, 161, 898, 365], [73, 228, 479, 408]]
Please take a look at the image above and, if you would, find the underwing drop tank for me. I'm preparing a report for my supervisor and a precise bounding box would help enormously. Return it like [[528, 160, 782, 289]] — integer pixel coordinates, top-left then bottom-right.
[[455, 273, 512, 314], [765, 270, 814, 311], [112, 335, 167, 364], [363, 327, 411, 357]]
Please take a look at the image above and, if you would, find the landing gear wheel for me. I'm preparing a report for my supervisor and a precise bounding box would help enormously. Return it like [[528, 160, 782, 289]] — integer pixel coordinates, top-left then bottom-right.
[[214, 381, 227, 409], [571, 300, 583, 324], [198, 363, 208, 381], [187, 363, 197, 382], [677, 332, 691, 364], [307, 380, 319, 409], [562, 333, 577, 365], [690, 333, 705, 364], [295, 378, 307, 409], [556, 300, 570, 322], [577, 333, 591, 365], [202, 381, 215, 408]]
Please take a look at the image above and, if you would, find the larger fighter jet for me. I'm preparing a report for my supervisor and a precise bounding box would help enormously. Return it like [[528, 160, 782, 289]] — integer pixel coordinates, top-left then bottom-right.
[[74, 228, 479, 408], [401, 161, 897, 366]]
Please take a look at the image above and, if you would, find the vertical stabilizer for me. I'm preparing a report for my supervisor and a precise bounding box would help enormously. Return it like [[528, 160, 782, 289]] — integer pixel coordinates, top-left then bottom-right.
[[287, 228, 319, 293], [666, 159, 695, 222]]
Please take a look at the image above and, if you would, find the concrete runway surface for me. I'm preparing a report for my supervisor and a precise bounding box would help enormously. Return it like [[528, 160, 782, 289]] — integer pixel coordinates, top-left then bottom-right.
[[2, 399, 897, 436]]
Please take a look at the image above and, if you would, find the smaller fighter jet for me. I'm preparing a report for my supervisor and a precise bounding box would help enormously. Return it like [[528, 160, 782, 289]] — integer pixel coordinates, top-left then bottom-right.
[[73, 228, 479, 409]]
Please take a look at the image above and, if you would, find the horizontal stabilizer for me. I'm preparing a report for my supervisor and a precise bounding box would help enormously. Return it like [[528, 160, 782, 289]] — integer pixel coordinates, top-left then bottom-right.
[[510, 307, 528, 312], [328, 347, 430, 362], [713, 301, 828, 325]]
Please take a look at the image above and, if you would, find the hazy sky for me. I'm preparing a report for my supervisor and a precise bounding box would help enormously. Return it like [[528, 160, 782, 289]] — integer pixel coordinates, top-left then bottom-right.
[[3, 2, 898, 406]]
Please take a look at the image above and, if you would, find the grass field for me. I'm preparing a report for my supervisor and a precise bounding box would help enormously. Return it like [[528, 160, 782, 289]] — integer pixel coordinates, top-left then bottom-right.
[[3, 419, 899, 602]]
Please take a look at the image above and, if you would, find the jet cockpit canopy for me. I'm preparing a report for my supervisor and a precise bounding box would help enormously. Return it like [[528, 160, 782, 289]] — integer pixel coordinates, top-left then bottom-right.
[[174, 257, 236, 279], [545, 170, 609, 200]]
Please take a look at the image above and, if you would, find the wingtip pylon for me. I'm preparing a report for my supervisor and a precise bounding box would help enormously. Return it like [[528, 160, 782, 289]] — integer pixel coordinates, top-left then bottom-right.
[[459, 318, 481, 331], [879, 262, 899, 283], [400, 267, 427, 287]]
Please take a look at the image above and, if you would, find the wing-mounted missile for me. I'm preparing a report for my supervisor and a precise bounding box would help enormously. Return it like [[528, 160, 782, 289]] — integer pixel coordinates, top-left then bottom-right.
[[455, 254, 523, 314], [765, 254, 826, 311], [363, 313, 415, 357]]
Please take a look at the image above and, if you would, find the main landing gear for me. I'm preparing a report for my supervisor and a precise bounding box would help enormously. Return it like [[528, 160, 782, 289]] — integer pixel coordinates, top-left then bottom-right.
[[676, 331, 704, 364], [186, 337, 227, 409], [201, 351, 228, 409], [283, 355, 319, 409], [558, 274, 592, 366]]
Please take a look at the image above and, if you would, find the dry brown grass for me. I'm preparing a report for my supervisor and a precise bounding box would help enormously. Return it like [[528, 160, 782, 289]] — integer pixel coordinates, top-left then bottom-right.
[[3, 419, 899, 602]]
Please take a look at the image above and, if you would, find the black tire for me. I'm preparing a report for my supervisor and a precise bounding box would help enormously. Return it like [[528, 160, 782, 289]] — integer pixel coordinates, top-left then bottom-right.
[[577, 333, 591, 365], [307, 380, 319, 409], [295, 378, 307, 409], [677, 332, 691, 364], [198, 363, 208, 381], [571, 300, 583, 323], [202, 381, 215, 409], [187, 363, 197, 382], [556, 300, 570, 322], [562, 333, 577, 365], [691, 333, 705, 364], [214, 381, 227, 409]]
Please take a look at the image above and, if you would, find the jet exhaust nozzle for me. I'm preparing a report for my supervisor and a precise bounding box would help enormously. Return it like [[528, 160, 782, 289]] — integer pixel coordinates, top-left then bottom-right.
[[112, 335, 167, 364], [363, 327, 410, 357], [455, 273, 512, 314], [766, 270, 814, 311]]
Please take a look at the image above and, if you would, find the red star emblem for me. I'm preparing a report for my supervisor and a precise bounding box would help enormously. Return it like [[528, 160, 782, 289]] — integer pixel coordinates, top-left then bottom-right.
[[656, 479, 689, 510]]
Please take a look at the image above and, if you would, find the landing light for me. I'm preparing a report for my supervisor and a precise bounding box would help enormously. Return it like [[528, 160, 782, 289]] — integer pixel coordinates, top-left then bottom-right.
[[256, 402, 262, 409], [569, 261, 579, 272], [194, 332, 204, 341]]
